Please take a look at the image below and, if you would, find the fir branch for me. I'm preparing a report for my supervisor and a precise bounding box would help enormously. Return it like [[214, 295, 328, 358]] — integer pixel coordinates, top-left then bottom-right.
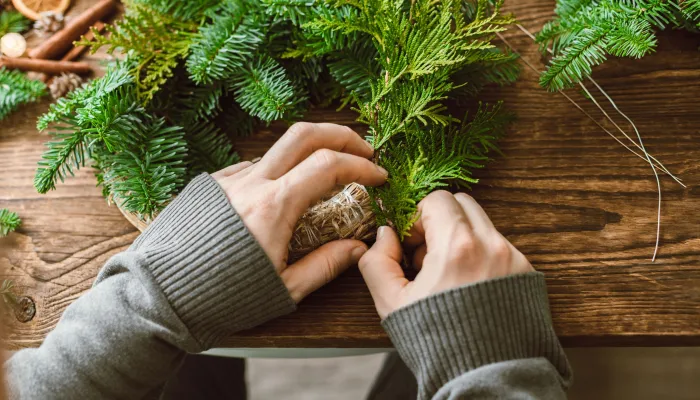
[[128, 0, 221, 21], [0, 10, 30, 36], [540, 27, 608, 91], [185, 121, 239, 178], [605, 18, 657, 58], [186, 6, 265, 85], [228, 55, 305, 121], [327, 40, 381, 103], [537, 0, 684, 90], [214, 97, 259, 137], [261, 0, 316, 25], [0, 68, 47, 121], [34, 124, 90, 194], [35, 63, 148, 194], [0, 209, 21, 237], [100, 117, 188, 220]]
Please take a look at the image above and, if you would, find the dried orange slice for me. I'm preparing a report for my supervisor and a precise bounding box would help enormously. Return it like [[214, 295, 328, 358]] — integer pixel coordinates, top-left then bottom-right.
[[11, 0, 72, 21]]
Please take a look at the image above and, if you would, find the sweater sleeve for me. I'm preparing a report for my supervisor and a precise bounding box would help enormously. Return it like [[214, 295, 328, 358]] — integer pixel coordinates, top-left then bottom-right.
[[382, 272, 572, 400], [5, 174, 297, 400]]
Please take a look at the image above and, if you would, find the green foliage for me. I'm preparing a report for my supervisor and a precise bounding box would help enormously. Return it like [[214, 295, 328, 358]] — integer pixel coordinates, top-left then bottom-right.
[[537, 0, 700, 91], [295, 0, 518, 236], [82, 2, 199, 101], [186, 3, 264, 84], [0, 10, 30, 36], [129, 0, 221, 21], [0, 68, 47, 121], [35, 64, 188, 220], [184, 122, 239, 178], [228, 55, 305, 121], [97, 118, 188, 219], [371, 103, 513, 233], [37, 0, 517, 232], [0, 209, 21, 237]]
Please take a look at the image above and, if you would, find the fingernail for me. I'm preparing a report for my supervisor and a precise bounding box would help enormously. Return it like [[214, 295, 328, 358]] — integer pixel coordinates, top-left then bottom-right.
[[364, 140, 375, 152], [351, 246, 367, 263], [376, 165, 388, 177], [377, 226, 389, 240]]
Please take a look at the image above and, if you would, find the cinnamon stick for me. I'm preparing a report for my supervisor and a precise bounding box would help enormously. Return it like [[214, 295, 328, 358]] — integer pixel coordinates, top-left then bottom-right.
[[28, 0, 117, 60], [61, 21, 107, 62], [1, 57, 92, 75], [38, 21, 107, 83]]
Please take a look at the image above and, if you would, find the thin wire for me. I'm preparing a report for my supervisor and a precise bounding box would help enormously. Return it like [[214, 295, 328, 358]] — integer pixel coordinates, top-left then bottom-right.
[[498, 26, 668, 261], [495, 32, 676, 179], [584, 79, 662, 261], [516, 23, 684, 187]]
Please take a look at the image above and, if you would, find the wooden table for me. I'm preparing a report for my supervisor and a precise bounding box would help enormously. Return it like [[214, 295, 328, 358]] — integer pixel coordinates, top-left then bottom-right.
[[1, 1, 700, 349]]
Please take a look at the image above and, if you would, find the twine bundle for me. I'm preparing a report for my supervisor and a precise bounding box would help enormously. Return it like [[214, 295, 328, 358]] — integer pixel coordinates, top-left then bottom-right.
[[118, 182, 377, 262], [288, 183, 376, 262]]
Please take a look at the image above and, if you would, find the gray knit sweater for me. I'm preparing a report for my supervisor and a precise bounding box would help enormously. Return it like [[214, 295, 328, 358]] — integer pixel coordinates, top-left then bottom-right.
[[6, 174, 572, 399]]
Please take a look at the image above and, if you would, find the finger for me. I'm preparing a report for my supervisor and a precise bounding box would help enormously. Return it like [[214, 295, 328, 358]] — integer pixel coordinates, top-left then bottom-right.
[[281, 149, 387, 216], [358, 226, 408, 301], [454, 193, 496, 232], [211, 161, 253, 180], [281, 240, 368, 303], [257, 122, 373, 179], [403, 191, 470, 249]]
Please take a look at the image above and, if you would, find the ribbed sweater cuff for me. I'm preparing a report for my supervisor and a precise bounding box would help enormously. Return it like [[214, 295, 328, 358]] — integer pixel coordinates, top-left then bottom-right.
[[382, 272, 572, 399], [130, 174, 297, 349]]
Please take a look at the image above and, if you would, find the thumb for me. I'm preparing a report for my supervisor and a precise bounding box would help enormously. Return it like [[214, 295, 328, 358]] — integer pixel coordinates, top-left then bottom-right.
[[359, 227, 408, 318], [281, 239, 368, 303]]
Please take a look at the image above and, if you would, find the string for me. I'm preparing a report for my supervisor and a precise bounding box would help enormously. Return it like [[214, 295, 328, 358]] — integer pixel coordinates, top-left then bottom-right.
[[496, 25, 674, 261]]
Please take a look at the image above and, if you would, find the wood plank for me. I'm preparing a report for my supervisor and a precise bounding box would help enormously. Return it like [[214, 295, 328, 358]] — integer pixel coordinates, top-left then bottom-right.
[[1, 0, 699, 349]]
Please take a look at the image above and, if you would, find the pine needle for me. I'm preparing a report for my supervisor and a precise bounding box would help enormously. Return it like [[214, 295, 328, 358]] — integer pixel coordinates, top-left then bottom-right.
[[0, 209, 21, 237]]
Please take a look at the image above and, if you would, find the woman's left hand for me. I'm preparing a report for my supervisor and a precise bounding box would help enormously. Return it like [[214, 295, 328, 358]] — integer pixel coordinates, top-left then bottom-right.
[[212, 122, 388, 303]]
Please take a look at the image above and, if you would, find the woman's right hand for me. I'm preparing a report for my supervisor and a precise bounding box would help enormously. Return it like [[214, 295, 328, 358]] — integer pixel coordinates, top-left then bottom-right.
[[358, 191, 534, 319]]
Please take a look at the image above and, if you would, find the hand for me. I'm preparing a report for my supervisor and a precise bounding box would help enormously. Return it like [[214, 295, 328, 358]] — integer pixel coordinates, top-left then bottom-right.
[[359, 191, 534, 319], [212, 123, 388, 303]]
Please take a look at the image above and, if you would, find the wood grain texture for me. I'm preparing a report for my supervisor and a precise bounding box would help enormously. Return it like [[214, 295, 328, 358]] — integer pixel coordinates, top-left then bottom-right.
[[1, 0, 699, 349]]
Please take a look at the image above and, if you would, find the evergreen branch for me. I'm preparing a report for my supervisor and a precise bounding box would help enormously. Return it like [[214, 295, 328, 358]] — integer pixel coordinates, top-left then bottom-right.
[[372, 102, 513, 237], [327, 40, 380, 102], [128, 0, 221, 21], [214, 97, 260, 137], [261, 0, 316, 25], [537, 0, 686, 90], [540, 27, 607, 91], [185, 121, 239, 178], [228, 55, 305, 121], [186, 9, 265, 84], [683, 0, 700, 22], [0, 10, 30, 36], [0, 209, 21, 237], [34, 123, 90, 194], [35, 63, 149, 194], [605, 18, 656, 58], [81, 4, 198, 102], [0, 68, 47, 121], [100, 117, 188, 220]]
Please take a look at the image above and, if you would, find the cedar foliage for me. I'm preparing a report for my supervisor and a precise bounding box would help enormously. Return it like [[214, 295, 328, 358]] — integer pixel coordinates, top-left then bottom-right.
[[35, 0, 518, 234], [537, 0, 700, 91]]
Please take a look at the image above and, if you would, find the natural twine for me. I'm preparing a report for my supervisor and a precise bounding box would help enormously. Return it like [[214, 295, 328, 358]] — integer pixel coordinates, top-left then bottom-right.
[[119, 183, 377, 263], [288, 183, 376, 262]]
